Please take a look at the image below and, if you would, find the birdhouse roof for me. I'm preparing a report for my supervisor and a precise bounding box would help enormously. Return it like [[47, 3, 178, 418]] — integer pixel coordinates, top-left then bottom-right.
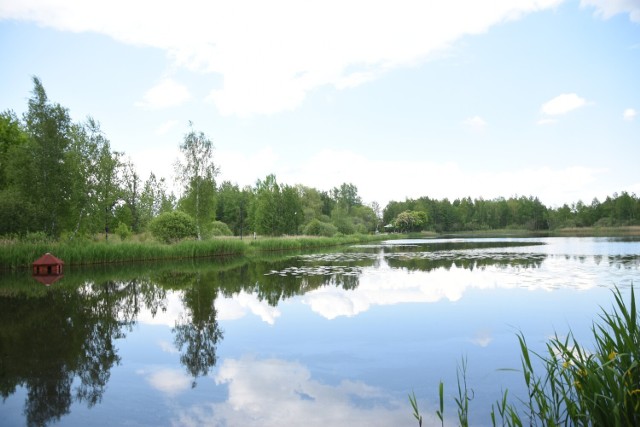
[[32, 253, 64, 266]]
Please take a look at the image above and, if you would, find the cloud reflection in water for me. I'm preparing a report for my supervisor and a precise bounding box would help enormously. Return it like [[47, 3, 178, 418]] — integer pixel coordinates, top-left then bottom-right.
[[171, 357, 411, 427]]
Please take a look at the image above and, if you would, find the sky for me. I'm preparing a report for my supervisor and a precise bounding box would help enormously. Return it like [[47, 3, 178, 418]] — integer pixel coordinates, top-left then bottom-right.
[[1, 0, 639, 209]]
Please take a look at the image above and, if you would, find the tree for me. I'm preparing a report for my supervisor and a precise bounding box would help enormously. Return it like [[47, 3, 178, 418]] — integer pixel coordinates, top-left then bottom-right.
[[118, 158, 141, 232], [139, 172, 174, 231], [175, 123, 219, 240], [0, 110, 28, 191], [149, 211, 197, 243], [332, 182, 362, 213], [22, 76, 73, 237], [393, 210, 427, 232], [252, 174, 281, 235], [216, 181, 243, 235]]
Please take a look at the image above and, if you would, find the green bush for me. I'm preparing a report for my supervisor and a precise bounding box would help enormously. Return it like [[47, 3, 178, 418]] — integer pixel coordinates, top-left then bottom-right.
[[149, 211, 197, 243], [303, 219, 338, 237], [116, 222, 132, 240], [210, 220, 233, 236]]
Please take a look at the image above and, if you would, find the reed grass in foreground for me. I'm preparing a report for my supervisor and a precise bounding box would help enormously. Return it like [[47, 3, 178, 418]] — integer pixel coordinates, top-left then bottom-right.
[[411, 286, 639, 426]]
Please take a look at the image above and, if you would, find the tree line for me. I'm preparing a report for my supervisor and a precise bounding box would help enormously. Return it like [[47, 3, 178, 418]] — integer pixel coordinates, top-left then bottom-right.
[[1, 77, 638, 241], [383, 193, 640, 233], [0, 77, 379, 241]]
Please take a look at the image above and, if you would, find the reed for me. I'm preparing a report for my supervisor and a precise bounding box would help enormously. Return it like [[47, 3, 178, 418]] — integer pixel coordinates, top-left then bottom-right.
[[0, 233, 392, 270], [0, 238, 248, 270], [411, 286, 639, 426]]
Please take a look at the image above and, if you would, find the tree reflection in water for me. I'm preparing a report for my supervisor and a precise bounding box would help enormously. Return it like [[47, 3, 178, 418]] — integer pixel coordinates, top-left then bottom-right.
[[0, 278, 165, 427], [0, 242, 550, 426], [172, 272, 223, 388]]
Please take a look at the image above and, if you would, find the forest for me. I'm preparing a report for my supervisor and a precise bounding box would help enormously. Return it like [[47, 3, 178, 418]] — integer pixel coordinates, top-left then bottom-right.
[[1, 77, 639, 242]]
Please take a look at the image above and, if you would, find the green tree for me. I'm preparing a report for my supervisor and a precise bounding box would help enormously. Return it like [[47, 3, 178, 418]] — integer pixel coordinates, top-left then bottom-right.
[[139, 172, 174, 231], [175, 123, 219, 240], [0, 110, 28, 191], [22, 76, 73, 237], [393, 210, 427, 232], [119, 159, 141, 232], [149, 211, 197, 243], [216, 181, 243, 235], [252, 174, 281, 235]]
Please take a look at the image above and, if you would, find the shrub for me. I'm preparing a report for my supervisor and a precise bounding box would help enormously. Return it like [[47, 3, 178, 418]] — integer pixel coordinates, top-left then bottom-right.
[[116, 222, 132, 241], [210, 220, 233, 237], [149, 211, 197, 243], [303, 219, 338, 237]]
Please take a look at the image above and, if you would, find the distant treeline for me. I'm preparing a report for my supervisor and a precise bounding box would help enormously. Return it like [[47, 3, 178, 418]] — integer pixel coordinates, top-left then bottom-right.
[[1, 77, 638, 241], [382, 193, 640, 232]]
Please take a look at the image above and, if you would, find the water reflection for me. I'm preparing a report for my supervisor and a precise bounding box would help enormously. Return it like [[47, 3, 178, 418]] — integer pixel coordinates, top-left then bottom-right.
[[0, 272, 220, 425], [0, 281, 139, 426], [173, 356, 410, 427], [1, 237, 639, 426]]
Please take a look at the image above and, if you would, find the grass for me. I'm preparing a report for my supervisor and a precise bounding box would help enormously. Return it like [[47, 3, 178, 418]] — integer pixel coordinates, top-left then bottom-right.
[[0, 233, 392, 270], [0, 238, 248, 270], [411, 286, 639, 426]]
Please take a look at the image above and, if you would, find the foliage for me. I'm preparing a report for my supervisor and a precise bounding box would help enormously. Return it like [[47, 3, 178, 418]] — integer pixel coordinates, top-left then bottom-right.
[[410, 286, 640, 426], [116, 222, 132, 241], [393, 210, 428, 232], [209, 220, 233, 237], [251, 174, 302, 236], [303, 219, 338, 237], [149, 211, 197, 244], [175, 122, 219, 240]]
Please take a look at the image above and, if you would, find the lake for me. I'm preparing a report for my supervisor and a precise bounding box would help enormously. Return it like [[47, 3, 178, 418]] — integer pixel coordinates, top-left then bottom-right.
[[1, 236, 639, 426]]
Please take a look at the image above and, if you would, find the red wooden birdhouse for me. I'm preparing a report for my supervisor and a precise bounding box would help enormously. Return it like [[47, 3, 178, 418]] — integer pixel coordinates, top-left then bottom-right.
[[32, 253, 64, 285]]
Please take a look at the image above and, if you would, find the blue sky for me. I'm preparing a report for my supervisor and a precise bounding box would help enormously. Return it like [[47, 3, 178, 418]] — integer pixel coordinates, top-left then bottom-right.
[[1, 0, 638, 208]]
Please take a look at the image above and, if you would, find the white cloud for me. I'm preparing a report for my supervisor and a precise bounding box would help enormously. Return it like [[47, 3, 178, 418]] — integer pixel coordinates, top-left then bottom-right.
[[171, 357, 412, 427], [156, 119, 179, 135], [145, 369, 192, 395], [463, 115, 487, 130], [136, 78, 191, 109], [537, 118, 558, 125], [216, 146, 279, 187], [540, 93, 588, 115], [581, 0, 640, 23], [158, 340, 179, 354], [299, 246, 601, 320], [215, 291, 282, 324], [623, 108, 637, 120], [0, 0, 564, 116]]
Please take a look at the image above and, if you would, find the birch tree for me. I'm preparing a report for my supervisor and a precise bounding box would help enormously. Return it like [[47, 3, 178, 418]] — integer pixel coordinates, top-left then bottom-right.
[[175, 123, 219, 240]]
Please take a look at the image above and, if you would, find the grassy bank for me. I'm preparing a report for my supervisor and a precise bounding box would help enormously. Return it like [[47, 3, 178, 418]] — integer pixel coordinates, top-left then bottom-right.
[[0, 233, 392, 270], [552, 225, 640, 236], [0, 238, 248, 270]]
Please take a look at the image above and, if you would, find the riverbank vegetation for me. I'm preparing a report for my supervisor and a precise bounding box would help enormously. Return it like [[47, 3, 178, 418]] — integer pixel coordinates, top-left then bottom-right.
[[1, 78, 638, 248], [411, 287, 639, 426], [0, 233, 385, 270]]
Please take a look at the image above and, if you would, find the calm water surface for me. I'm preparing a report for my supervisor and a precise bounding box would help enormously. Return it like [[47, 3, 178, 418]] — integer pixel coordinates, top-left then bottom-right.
[[1, 237, 639, 426]]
